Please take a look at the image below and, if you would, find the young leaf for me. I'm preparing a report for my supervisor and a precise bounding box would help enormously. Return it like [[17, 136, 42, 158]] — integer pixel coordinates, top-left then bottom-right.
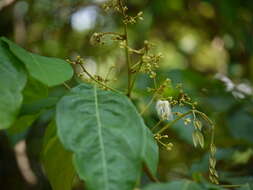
[[42, 122, 76, 190], [56, 84, 158, 190], [0, 41, 27, 129], [1, 37, 73, 87]]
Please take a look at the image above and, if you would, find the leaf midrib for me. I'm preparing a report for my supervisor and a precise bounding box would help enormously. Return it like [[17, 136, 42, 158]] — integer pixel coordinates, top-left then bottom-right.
[[94, 85, 109, 190]]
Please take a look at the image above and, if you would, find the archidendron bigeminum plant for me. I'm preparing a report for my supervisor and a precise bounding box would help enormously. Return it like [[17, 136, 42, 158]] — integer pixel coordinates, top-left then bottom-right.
[[0, 0, 220, 190]]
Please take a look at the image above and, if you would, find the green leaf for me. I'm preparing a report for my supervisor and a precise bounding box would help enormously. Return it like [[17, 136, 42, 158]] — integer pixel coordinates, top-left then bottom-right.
[[222, 176, 253, 190], [0, 41, 27, 129], [56, 84, 158, 190], [143, 180, 204, 190], [20, 97, 58, 116], [237, 184, 252, 190], [42, 122, 76, 190], [23, 77, 48, 104], [7, 114, 39, 135], [143, 128, 159, 176], [20, 85, 69, 116], [1, 37, 73, 87], [228, 105, 253, 144]]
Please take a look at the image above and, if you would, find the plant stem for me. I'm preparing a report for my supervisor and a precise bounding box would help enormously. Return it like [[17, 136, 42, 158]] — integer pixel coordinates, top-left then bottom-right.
[[193, 110, 214, 127], [220, 184, 243, 188], [78, 62, 120, 93], [124, 24, 132, 97], [143, 163, 159, 183], [151, 119, 163, 132], [63, 82, 71, 90], [140, 95, 156, 115], [128, 60, 144, 94], [157, 110, 193, 134], [118, 0, 132, 97]]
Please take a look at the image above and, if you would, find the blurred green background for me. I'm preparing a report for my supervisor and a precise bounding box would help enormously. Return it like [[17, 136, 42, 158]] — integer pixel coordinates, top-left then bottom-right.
[[1, 0, 253, 189]]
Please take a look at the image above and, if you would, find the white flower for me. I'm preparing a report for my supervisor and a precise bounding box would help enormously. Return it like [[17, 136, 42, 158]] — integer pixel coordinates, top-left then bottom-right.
[[235, 83, 252, 95], [214, 73, 234, 91], [156, 100, 173, 120], [214, 73, 252, 99]]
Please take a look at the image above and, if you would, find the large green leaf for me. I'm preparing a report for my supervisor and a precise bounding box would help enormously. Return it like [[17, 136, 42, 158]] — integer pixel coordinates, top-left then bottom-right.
[[0, 41, 27, 129], [143, 180, 203, 190], [20, 84, 68, 116], [42, 122, 76, 190], [56, 84, 158, 190], [1, 37, 73, 87], [22, 77, 48, 104], [143, 128, 159, 176]]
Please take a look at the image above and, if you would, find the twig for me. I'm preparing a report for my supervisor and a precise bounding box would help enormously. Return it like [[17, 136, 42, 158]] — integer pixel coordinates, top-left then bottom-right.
[[63, 82, 71, 90], [140, 95, 157, 115], [118, 0, 132, 97], [124, 24, 132, 97], [220, 184, 243, 188], [77, 62, 121, 93], [157, 110, 193, 134], [128, 60, 144, 95], [151, 119, 163, 132], [143, 163, 159, 183]]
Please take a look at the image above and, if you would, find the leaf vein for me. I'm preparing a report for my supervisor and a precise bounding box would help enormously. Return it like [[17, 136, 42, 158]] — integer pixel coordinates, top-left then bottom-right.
[[94, 85, 109, 190]]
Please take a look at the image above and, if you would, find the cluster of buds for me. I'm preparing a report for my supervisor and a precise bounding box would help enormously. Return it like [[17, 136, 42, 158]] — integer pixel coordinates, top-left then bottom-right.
[[184, 118, 191, 125], [147, 78, 171, 95], [167, 84, 198, 109], [178, 93, 192, 106], [154, 134, 174, 151], [102, 0, 144, 26], [140, 53, 162, 78], [66, 55, 82, 65], [90, 32, 104, 46], [102, 0, 120, 12], [123, 11, 144, 25], [90, 32, 124, 46]]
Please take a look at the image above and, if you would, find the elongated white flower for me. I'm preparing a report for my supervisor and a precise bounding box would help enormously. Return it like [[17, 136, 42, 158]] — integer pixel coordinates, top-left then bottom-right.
[[156, 100, 173, 120], [236, 83, 252, 95], [214, 73, 234, 91], [214, 73, 252, 99]]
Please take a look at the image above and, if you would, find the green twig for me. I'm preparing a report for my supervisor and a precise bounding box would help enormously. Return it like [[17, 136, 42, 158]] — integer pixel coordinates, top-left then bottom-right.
[[128, 60, 144, 94], [140, 95, 157, 115], [124, 24, 132, 97], [151, 119, 163, 132], [220, 184, 243, 188], [143, 163, 159, 183], [63, 82, 71, 90], [118, 0, 132, 97], [157, 110, 193, 134], [78, 62, 121, 93]]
